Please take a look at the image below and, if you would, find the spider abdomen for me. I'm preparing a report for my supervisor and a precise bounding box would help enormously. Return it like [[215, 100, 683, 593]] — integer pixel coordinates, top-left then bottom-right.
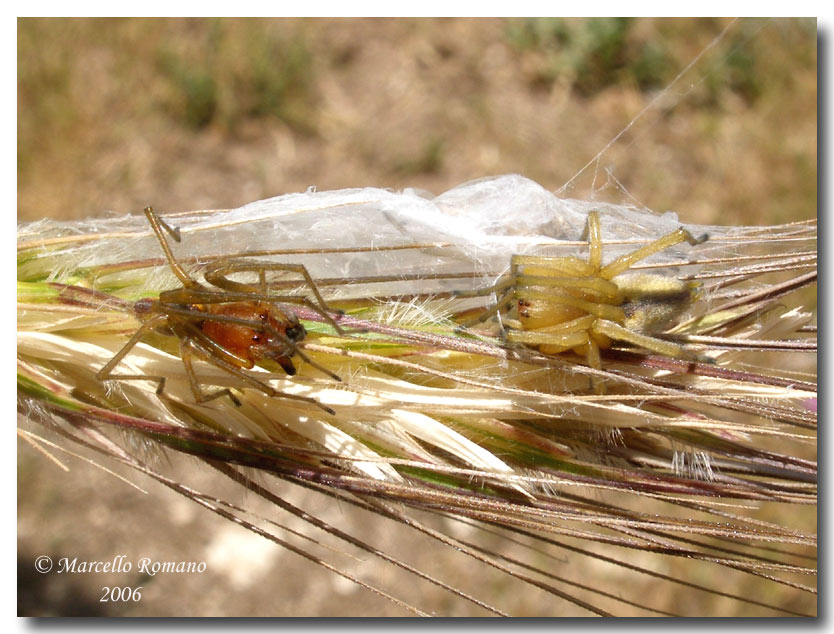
[[616, 273, 699, 333]]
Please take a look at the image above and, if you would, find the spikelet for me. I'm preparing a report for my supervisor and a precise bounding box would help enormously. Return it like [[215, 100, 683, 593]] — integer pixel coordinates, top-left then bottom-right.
[[18, 176, 816, 616]]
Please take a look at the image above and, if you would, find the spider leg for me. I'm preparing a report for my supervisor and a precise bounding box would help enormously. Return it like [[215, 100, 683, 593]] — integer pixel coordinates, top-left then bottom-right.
[[258, 323, 342, 382], [591, 318, 693, 359], [509, 309, 606, 392], [518, 289, 626, 322], [511, 254, 596, 278], [456, 287, 516, 330], [159, 287, 259, 305], [97, 372, 169, 395], [452, 276, 515, 298], [584, 338, 605, 394], [531, 315, 595, 335], [586, 211, 603, 271], [152, 210, 182, 243], [258, 268, 268, 294], [515, 274, 620, 300], [96, 313, 170, 393], [143, 207, 199, 289], [181, 320, 254, 368], [179, 339, 242, 406], [505, 314, 594, 347], [186, 335, 335, 414], [291, 344, 342, 382], [204, 261, 345, 333], [505, 329, 589, 351], [294, 296, 345, 335], [600, 226, 708, 280], [161, 287, 349, 336], [451, 272, 516, 332]]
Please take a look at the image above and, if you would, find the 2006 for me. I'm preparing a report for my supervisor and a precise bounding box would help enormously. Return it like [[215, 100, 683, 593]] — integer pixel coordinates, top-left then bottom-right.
[[100, 586, 143, 602]]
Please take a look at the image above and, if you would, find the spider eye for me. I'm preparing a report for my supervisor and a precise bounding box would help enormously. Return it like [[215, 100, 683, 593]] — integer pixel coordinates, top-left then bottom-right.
[[259, 312, 268, 321], [286, 324, 305, 341], [252, 333, 262, 343]]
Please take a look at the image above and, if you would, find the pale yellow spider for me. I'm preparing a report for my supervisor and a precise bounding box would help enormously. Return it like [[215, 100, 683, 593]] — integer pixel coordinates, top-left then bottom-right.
[[459, 211, 708, 389]]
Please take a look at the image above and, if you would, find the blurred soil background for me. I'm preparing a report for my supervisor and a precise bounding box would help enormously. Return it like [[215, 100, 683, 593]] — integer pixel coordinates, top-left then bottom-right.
[[18, 17, 816, 616]]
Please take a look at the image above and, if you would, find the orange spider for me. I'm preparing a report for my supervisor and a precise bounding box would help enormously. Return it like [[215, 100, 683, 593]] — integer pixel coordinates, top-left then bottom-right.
[[96, 207, 343, 413]]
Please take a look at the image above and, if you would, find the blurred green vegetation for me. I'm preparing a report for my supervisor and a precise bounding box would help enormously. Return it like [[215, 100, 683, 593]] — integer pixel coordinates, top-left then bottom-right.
[[157, 44, 218, 129], [505, 17, 675, 94], [504, 17, 816, 106], [156, 20, 317, 132], [392, 137, 445, 175]]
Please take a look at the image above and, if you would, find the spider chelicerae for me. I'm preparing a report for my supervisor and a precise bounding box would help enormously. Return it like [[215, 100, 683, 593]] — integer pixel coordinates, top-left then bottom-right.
[[96, 207, 344, 414], [457, 210, 708, 391]]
